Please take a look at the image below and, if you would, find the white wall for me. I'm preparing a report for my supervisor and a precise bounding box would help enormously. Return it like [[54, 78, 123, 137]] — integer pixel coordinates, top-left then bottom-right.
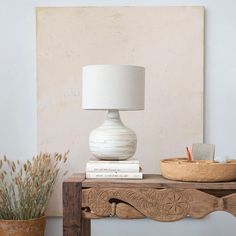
[[0, 0, 236, 235]]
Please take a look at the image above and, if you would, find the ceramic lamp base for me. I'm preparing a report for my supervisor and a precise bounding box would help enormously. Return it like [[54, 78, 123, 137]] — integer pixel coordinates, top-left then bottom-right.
[[89, 110, 137, 160]]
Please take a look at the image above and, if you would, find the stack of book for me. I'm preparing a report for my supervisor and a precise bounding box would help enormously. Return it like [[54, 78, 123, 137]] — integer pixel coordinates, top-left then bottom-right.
[[86, 159, 143, 179]]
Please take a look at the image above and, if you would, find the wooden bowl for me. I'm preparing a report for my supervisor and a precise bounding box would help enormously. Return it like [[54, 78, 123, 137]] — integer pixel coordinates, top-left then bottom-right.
[[160, 158, 236, 182]]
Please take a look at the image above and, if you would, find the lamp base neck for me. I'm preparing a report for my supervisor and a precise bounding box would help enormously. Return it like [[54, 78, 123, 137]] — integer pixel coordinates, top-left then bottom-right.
[[107, 109, 120, 119]]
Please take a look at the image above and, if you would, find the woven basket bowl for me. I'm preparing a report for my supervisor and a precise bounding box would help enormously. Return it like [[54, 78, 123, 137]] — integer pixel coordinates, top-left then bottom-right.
[[160, 158, 236, 182]]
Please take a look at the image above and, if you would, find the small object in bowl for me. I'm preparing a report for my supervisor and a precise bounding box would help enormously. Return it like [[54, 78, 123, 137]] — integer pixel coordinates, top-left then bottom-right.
[[192, 143, 215, 160], [160, 157, 236, 182], [186, 147, 193, 161]]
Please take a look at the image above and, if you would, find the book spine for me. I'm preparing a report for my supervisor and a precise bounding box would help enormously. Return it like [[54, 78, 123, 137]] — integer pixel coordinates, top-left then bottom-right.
[[86, 172, 143, 179], [86, 163, 140, 173]]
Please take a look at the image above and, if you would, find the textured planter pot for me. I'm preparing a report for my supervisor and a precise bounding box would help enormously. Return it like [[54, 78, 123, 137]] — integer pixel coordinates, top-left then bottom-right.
[[0, 216, 46, 236]]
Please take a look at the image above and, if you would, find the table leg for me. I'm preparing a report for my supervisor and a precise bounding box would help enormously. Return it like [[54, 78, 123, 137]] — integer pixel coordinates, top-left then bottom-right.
[[63, 180, 82, 236], [81, 218, 91, 236]]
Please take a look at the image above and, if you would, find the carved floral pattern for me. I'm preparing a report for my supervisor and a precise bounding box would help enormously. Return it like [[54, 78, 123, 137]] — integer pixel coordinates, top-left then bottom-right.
[[161, 191, 189, 215], [86, 188, 193, 221], [83, 187, 236, 221]]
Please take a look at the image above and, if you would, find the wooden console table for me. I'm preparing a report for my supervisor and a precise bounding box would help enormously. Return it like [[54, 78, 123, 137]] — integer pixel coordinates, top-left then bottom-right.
[[63, 174, 236, 236]]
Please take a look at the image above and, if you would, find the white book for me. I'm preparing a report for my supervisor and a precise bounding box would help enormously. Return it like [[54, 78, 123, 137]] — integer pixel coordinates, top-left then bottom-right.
[[86, 172, 143, 179], [86, 162, 140, 173], [87, 158, 139, 164]]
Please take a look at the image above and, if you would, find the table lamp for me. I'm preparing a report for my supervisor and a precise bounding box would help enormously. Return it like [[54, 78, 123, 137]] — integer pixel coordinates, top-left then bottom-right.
[[82, 64, 145, 160]]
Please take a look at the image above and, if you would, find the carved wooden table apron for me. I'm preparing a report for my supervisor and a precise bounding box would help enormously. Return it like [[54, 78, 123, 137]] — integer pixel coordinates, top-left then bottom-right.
[[63, 174, 236, 236]]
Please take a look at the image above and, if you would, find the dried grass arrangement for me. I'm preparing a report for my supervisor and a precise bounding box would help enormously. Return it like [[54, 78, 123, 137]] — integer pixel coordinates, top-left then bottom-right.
[[0, 152, 68, 220]]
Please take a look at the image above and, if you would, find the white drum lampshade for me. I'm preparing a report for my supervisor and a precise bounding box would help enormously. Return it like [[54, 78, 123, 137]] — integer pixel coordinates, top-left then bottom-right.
[[82, 64, 145, 160]]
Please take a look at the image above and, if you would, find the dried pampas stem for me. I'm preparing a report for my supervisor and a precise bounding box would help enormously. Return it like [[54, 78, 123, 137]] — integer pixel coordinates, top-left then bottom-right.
[[0, 152, 68, 220]]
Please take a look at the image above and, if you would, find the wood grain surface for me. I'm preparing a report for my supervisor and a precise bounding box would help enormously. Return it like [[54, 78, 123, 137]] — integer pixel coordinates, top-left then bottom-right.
[[82, 187, 236, 221], [63, 174, 236, 234], [82, 174, 236, 190], [63, 174, 85, 236]]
